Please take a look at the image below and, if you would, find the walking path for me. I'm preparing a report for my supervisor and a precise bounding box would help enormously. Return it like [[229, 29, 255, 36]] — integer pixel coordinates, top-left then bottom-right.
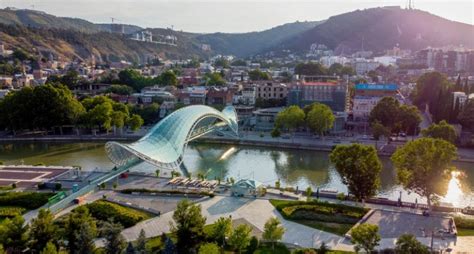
[[121, 195, 344, 249], [119, 195, 474, 253]]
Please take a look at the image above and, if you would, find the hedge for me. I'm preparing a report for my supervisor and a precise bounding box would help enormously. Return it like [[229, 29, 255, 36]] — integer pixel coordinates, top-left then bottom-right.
[[454, 216, 474, 229], [0, 207, 26, 217], [0, 192, 52, 210], [84, 200, 152, 228]]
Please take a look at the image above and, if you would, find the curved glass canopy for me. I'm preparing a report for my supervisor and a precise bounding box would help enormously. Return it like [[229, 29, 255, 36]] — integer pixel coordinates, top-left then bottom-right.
[[105, 105, 238, 170]]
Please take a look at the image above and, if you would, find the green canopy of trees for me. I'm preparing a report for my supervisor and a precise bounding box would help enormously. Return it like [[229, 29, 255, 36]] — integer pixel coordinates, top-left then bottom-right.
[[391, 138, 457, 207], [275, 106, 305, 132], [369, 97, 422, 135], [203, 72, 226, 86], [459, 100, 474, 131], [105, 84, 134, 95], [248, 69, 271, 81], [294, 62, 328, 76], [0, 84, 85, 131], [350, 224, 380, 253], [305, 103, 335, 136], [395, 234, 430, 254], [421, 120, 457, 143], [330, 144, 382, 202], [171, 199, 207, 253]]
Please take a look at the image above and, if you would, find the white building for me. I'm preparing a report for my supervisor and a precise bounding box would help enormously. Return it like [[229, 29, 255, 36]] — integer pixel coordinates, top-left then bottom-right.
[[320, 56, 350, 67], [453, 92, 468, 108], [352, 59, 380, 75]]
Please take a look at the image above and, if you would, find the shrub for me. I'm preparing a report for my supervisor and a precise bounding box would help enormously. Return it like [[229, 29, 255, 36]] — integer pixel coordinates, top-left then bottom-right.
[[0, 207, 26, 217], [454, 216, 474, 229], [0, 192, 52, 210], [336, 193, 346, 201], [84, 200, 151, 228]]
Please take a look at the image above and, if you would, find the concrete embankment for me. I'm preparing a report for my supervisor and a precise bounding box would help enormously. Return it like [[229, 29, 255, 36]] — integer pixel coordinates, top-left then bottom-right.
[[1, 135, 474, 163]]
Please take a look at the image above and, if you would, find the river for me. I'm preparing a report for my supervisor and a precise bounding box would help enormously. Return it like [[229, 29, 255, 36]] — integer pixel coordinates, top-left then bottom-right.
[[0, 142, 473, 207]]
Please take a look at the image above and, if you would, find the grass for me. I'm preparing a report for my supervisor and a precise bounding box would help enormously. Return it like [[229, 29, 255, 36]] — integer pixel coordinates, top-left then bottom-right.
[[454, 216, 474, 236], [457, 228, 474, 236], [254, 244, 291, 254], [269, 199, 368, 236]]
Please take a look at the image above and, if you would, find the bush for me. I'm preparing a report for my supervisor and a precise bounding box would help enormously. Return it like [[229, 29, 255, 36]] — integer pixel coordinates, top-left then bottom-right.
[[336, 193, 346, 201], [84, 200, 151, 228], [0, 207, 26, 217], [271, 128, 281, 138], [454, 216, 474, 229], [0, 192, 52, 210]]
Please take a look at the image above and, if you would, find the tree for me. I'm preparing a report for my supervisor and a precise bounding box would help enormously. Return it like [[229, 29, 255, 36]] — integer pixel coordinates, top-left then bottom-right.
[[127, 114, 144, 131], [329, 144, 382, 203], [155, 169, 160, 178], [102, 220, 127, 254], [294, 62, 328, 76], [305, 186, 313, 201], [305, 103, 335, 137], [163, 237, 176, 254], [203, 72, 226, 86], [0, 215, 28, 253], [317, 242, 330, 254], [459, 101, 474, 131], [135, 229, 147, 254], [64, 206, 97, 253], [350, 224, 380, 253], [262, 217, 285, 250], [421, 120, 457, 143], [125, 242, 136, 254], [412, 72, 451, 122], [248, 69, 271, 81], [391, 138, 457, 207], [209, 217, 232, 247], [328, 63, 343, 76], [105, 84, 134, 95], [159, 70, 179, 87], [275, 106, 305, 132], [228, 224, 252, 254], [369, 96, 400, 130], [395, 234, 429, 254], [398, 105, 422, 135], [29, 209, 59, 253], [198, 243, 220, 254], [171, 199, 206, 253], [371, 121, 390, 141], [39, 242, 58, 254]]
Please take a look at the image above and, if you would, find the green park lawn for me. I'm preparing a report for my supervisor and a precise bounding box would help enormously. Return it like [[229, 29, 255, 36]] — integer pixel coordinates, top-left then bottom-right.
[[269, 199, 369, 236]]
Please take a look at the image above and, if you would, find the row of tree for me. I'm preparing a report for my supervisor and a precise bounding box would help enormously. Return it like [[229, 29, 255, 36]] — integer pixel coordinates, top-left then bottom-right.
[[369, 97, 422, 135], [274, 103, 335, 137], [412, 72, 474, 130], [294, 62, 355, 77], [330, 137, 457, 207], [0, 84, 144, 133]]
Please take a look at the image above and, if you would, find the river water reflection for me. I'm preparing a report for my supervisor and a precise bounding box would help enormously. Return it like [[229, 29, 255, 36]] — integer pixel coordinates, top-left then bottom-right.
[[0, 142, 473, 207]]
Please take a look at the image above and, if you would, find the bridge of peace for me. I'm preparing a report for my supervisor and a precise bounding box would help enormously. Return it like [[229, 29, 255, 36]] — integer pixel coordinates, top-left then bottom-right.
[[46, 105, 239, 213]]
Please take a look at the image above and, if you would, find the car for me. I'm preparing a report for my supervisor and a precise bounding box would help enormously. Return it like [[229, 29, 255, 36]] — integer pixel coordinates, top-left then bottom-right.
[[399, 132, 407, 137], [282, 134, 291, 139]]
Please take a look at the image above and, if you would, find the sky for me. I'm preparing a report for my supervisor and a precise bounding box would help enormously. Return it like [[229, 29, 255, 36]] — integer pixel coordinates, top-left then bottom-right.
[[1, 0, 473, 33]]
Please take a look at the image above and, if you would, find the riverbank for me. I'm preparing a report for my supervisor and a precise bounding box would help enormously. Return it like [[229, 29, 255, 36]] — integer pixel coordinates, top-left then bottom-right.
[[1, 133, 474, 163]]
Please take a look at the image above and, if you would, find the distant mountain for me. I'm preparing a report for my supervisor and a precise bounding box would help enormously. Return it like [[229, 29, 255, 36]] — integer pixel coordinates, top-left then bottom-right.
[[194, 21, 322, 57], [278, 7, 474, 54], [0, 8, 143, 34], [0, 24, 207, 63]]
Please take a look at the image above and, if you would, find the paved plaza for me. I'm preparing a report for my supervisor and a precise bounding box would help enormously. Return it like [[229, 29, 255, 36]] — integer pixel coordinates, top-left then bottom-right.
[[363, 209, 453, 238]]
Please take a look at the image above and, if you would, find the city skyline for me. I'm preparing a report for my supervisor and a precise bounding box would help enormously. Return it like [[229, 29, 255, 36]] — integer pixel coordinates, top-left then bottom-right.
[[1, 0, 473, 33]]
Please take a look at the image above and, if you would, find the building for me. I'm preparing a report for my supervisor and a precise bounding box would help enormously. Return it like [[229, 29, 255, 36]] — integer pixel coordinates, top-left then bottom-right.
[[251, 107, 284, 131], [231, 179, 264, 197], [352, 59, 380, 75], [352, 84, 399, 121], [255, 82, 288, 100], [0, 76, 13, 87], [288, 76, 348, 112], [207, 87, 233, 106], [453, 92, 468, 108], [139, 86, 175, 104], [176, 86, 207, 105]]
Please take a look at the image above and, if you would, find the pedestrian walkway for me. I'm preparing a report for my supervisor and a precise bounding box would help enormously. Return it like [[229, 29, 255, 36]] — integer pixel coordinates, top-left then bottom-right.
[[120, 196, 345, 249]]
